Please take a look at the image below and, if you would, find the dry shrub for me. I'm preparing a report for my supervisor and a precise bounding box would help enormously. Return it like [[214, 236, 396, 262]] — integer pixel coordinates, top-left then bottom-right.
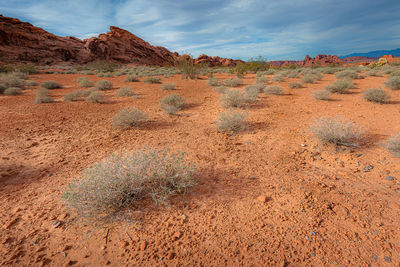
[[214, 86, 228, 94], [207, 77, 221, 87], [161, 83, 176, 90], [313, 90, 331, 100], [116, 87, 136, 97], [27, 80, 38, 86], [96, 80, 113, 90], [302, 74, 317, 84], [289, 81, 303, 89], [363, 88, 390, 103], [0, 72, 26, 93], [112, 108, 148, 130], [385, 76, 400, 90], [62, 148, 197, 221], [310, 116, 365, 147], [325, 79, 354, 94], [124, 75, 139, 82], [41, 80, 62, 89], [160, 94, 185, 114], [271, 74, 285, 82], [216, 110, 247, 133], [3, 87, 22, 95], [64, 90, 90, 102], [220, 89, 249, 108], [335, 70, 358, 79], [263, 85, 284, 95], [86, 91, 107, 103], [256, 76, 268, 84], [224, 78, 242, 87], [245, 85, 264, 102], [34, 88, 53, 103], [143, 77, 161, 84], [384, 134, 400, 157], [78, 77, 94, 88]]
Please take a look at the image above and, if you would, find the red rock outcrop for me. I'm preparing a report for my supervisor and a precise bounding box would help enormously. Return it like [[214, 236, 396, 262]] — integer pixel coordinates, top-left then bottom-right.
[[380, 54, 400, 63], [298, 54, 342, 66], [341, 56, 376, 64], [195, 54, 244, 67], [0, 15, 177, 65]]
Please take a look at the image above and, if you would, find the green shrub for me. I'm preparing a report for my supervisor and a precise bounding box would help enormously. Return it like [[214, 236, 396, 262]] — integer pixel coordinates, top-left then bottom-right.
[[86, 91, 107, 103], [161, 83, 176, 90], [143, 77, 161, 84], [263, 85, 284, 95], [214, 86, 228, 94], [116, 87, 136, 97], [289, 81, 303, 89], [207, 77, 221, 87], [335, 70, 358, 79], [310, 116, 365, 147], [220, 89, 249, 108], [95, 80, 113, 90], [384, 134, 400, 157], [41, 80, 62, 89], [3, 87, 22, 95], [385, 76, 400, 90], [224, 78, 242, 87], [325, 79, 354, 93], [160, 94, 185, 114], [256, 76, 268, 84], [216, 110, 247, 133], [312, 90, 331, 100], [77, 77, 94, 88], [124, 75, 139, 82], [112, 108, 148, 130], [62, 148, 196, 220], [363, 88, 390, 103]]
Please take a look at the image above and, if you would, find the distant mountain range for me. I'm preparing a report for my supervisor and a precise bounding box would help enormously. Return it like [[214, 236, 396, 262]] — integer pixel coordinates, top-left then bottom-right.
[[340, 48, 400, 59]]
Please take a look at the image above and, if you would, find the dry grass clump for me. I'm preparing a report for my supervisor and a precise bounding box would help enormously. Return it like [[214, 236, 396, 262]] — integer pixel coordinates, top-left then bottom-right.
[[95, 80, 113, 90], [0, 73, 26, 93], [224, 78, 242, 87], [214, 86, 228, 94], [263, 85, 284, 95], [112, 108, 148, 130], [366, 69, 383, 77], [335, 69, 359, 79], [34, 88, 53, 103], [310, 116, 365, 147], [216, 110, 247, 133], [363, 88, 391, 104], [325, 79, 354, 94], [207, 77, 221, 87], [220, 89, 249, 108], [271, 74, 285, 82], [302, 74, 318, 84], [77, 77, 94, 88], [312, 90, 331, 100], [124, 75, 139, 82], [116, 87, 136, 97], [62, 148, 197, 220], [256, 76, 268, 84], [27, 80, 38, 86], [41, 80, 62, 89], [385, 76, 400, 90], [3, 87, 22, 96], [384, 134, 400, 157], [160, 94, 185, 114], [143, 77, 161, 84], [86, 90, 107, 103], [64, 89, 91, 102], [289, 81, 303, 89], [161, 83, 176, 90], [287, 71, 299, 78]]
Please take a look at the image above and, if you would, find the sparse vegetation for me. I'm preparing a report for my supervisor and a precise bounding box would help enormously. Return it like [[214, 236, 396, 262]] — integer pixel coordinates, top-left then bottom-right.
[[224, 78, 242, 87], [207, 77, 221, 87], [385, 76, 400, 90], [116, 87, 136, 97], [96, 80, 113, 90], [256, 76, 268, 84], [335, 70, 359, 79], [313, 90, 331, 100], [160, 94, 185, 114], [27, 80, 38, 86], [214, 86, 228, 94], [363, 88, 391, 103], [143, 77, 161, 84], [216, 110, 247, 133], [263, 85, 284, 95], [289, 81, 303, 89], [302, 74, 317, 84], [3, 87, 22, 95], [220, 89, 249, 108], [161, 83, 176, 90], [271, 74, 285, 82], [124, 75, 139, 82], [86, 91, 107, 103], [78, 77, 94, 88], [41, 80, 62, 89], [34, 88, 53, 103], [325, 79, 354, 94], [62, 148, 197, 220], [112, 108, 148, 130], [384, 134, 400, 157], [310, 116, 365, 147], [0, 72, 26, 93]]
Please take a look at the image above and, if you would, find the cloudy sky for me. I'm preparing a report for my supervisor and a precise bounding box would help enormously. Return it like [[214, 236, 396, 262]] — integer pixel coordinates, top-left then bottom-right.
[[1, 0, 400, 60]]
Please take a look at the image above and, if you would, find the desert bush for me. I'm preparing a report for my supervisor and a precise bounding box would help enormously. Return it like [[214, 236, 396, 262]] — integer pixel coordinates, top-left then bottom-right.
[[175, 55, 202, 79], [64, 91, 80, 102], [77, 77, 94, 88], [310, 116, 365, 147], [263, 85, 284, 95], [86, 91, 107, 103], [335, 70, 358, 79], [289, 81, 303, 89], [0, 72, 26, 91], [256, 71, 267, 77], [302, 74, 317, 84], [41, 80, 62, 89], [245, 85, 261, 102], [34, 88, 53, 103], [161, 83, 176, 90], [17, 63, 40, 74], [3, 87, 22, 95], [214, 86, 228, 94], [112, 108, 148, 130], [366, 69, 383, 77], [384, 134, 400, 157], [271, 74, 285, 82], [80, 70, 95, 75], [256, 76, 268, 84], [160, 94, 185, 114], [287, 70, 300, 78], [96, 80, 113, 90], [224, 78, 242, 87], [325, 79, 354, 94], [124, 75, 139, 82], [143, 77, 161, 84], [207, 77, 221, 87], [389, 70, 400, 77], [116, 87, 136, 97], [27, 80, 38, 86], [320, 67, 341, 74], [220, 89, 249, 108], [363, 88, 391, 103], [384, 76, 400, 90], [312, 90, 331, 100], [62, 148, 197, 220], [216, 110, 247, 133], [86, 60, 119, 73]]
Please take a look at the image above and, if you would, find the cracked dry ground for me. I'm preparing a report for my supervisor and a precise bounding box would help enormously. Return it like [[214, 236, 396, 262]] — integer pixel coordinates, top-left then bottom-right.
[[0, 71, 399, 266]]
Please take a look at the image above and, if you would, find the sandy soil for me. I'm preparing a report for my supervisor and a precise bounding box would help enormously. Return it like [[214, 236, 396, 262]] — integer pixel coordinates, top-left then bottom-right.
[[0, 71, 399, 266]]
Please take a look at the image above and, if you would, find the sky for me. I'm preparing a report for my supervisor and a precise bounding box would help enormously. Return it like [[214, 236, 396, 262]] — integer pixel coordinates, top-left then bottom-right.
[[1, 0, 400, 60]]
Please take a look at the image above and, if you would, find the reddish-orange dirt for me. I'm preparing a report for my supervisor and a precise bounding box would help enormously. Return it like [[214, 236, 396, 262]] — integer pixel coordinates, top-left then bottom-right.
[[0, 71, 399, 266]]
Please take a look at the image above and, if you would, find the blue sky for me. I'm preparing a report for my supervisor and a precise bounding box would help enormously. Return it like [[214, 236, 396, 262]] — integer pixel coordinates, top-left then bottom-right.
[[1, 0, 400, 60]]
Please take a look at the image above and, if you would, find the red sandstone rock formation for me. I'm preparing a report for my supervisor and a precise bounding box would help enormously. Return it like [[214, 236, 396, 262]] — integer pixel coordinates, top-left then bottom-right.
[[298, 54, 342, 66], [195, 54, 244, 67], [380, 54, 400, 63]]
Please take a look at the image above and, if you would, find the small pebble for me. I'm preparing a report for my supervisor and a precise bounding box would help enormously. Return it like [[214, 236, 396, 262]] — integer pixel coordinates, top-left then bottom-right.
[[385, 176, 395, 181], [248, 176, 257, 180], [384, 256, 391, 263], [52, 220, 61, 228], [362, 165, 374, 172], [371, 255, 378, 261]]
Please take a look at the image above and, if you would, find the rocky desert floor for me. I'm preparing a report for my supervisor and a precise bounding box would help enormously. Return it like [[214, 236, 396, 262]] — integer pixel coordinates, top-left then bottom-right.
[[0, 70, 399, 266]]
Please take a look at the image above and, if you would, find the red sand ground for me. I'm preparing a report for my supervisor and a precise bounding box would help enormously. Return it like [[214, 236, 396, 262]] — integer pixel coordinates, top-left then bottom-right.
[[0, 71, 399, 266]]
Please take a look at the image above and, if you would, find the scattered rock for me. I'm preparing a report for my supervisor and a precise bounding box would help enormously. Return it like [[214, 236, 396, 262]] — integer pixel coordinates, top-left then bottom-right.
[[384, 256, 392, 263], [173, 231, 182, 240], [362, 165, 374, 172], [166, 252, 175, 260], [139, 241, 147, 251], [385, 176, 395, 181], [248, 176, 257, 180], [257, 195, 269, 203], [52, 220, 61, 228]]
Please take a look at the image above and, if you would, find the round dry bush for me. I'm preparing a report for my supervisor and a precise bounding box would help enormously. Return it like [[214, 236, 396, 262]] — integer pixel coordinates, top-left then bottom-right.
[[78, 78, 94, 88], [245, 85, 263, 102], [161, 83, 176, 90], [124, 75, 139, 82], [220, 89, 249, 108], [256, 76, 268, 84], [112, 108, 148, 130], [64, 90, 87, 102], [271, 75, 285, 82], [0, 73, 26, 90], [27, 80, 38, 86], [313, 90, 331, 100], [384, 134, 400, 157], [34, 89, 53, 103], [214, 86, 228, 94], [302, 74, 317, 84], [363, 88, 390, 104], [335, 70, 358, 79], [216, 110, 247, 133], [224, 78, 242, 87], [263, 85, 284, 95], [325, 79, 354, 94], [3, 87, 22, 95], [366, 69, 383, 77], [160, 94, 185, 114], [207, 77, 221, 87], [86, 91, 107, 103], [310, 116, 365, 147], [62, 148, 197, 221], [116, 87, 136, 97], [385, 76, 400, 90], [143, 77, 161, 84], [289, 81, 303, 89], [287, 71, 299, 78], [41, 80, 62, 89], [96, 80, 113, 90]]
